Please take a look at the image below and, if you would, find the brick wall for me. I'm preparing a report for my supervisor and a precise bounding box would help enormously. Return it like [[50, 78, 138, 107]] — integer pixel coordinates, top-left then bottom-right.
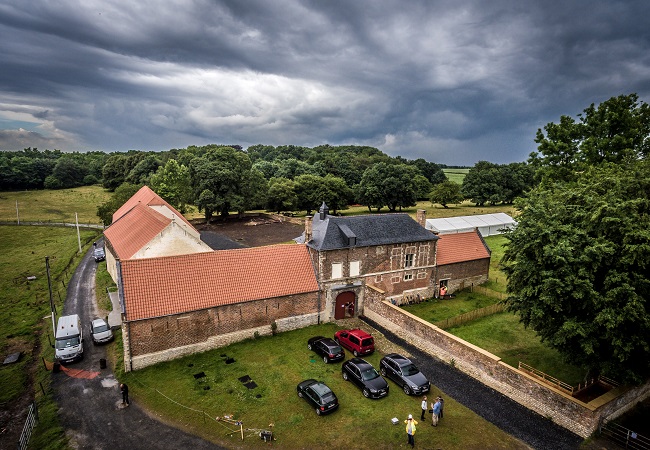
[[124, 291, 321, 371], [436, 258, 490, 293], [363, 290, 650, 438]]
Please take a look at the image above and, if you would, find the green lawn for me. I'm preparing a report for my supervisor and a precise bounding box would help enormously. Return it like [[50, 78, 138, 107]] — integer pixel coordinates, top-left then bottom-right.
[[402, 291, 500, 324], [443, 168, 469, 185], [0, 185, 111, 224], [483, 235, 508, 292], [121, 323, 528, 450], [448, 312, 587, 386]]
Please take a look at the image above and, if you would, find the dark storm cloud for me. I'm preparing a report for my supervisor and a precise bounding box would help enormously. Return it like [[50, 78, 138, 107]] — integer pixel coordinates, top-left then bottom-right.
[[0, 0, 648, 165]]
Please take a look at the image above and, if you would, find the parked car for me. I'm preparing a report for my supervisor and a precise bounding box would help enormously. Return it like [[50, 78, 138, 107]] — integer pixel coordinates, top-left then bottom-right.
[[334, 329, 374, 356], [341, 357, 389, 399], [93, 247, 106, 262], [90, 318, 113, 344], [296, 379, 339, 415], [307, 336, 345, 363], [380, 353, 430, 395]]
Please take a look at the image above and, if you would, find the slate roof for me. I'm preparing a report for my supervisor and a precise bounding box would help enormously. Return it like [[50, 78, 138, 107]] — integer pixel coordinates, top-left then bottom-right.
[[304, 211, 438, 251], [112, 185, 196, 232], [435, 231, 491, 265], [104, 203, 171, 260], [120, 244, 319, 321]]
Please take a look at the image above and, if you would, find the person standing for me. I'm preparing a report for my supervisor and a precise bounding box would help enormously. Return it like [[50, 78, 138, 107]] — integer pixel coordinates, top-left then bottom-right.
[[404, 414, 418, 448], [420, 396, 428, 420], [431, 398, 441, 426], [438, 396, 444, 420], [120, 383, 130, 406]]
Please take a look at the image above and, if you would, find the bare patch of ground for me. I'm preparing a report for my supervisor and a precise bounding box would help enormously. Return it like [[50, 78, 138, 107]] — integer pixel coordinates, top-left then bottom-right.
[[193, 214, 304, 248]]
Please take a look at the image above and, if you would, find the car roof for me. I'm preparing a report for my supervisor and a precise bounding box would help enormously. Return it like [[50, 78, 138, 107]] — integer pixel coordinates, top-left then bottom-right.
[[91, 318, 107, 326], [346, 329, 372, 338], [386, 353, 411, 365], [347, 357, 372, 368]]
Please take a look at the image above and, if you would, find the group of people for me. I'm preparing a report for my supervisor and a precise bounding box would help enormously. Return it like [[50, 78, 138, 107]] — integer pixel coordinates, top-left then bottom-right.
[[404, 395, 445, 447]]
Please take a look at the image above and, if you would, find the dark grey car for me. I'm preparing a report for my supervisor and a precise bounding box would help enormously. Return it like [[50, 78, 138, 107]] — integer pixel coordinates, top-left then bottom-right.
[[380, 353, 430, 395], [341, 357, 389, 399], [307, 336, 345, 363]]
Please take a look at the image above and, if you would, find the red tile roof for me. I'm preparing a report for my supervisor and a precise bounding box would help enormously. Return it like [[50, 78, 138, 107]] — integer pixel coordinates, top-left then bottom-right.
[[105, 203, 171, 260], [120, 244, 319, 321], [436, 231, 491, 265], [112, 185, 196, 232]]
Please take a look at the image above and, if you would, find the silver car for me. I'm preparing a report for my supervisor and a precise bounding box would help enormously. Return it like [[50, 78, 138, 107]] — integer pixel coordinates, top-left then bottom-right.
[[90, 318, 113, 344]]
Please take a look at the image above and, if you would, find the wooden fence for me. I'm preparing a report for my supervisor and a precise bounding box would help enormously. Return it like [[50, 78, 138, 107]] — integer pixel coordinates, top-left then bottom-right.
[[434, 303, 505, 329]]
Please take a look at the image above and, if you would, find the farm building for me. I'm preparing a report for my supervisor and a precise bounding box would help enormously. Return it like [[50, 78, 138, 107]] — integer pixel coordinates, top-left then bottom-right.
[[110, 189, 492, 371], [425, 212, 516, 236]]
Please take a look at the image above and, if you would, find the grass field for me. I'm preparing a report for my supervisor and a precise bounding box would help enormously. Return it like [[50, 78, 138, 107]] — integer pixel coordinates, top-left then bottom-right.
[[443, 168, 469, 185], [402, 291, 500, 324], [121, 323, 528, 450], [0, 185, 111, 224]]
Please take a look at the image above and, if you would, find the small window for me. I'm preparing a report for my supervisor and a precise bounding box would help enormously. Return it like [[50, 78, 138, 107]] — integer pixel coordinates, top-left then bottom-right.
[[404, 273, 413, 281], [332, 263, 343, 279], [350, 261, 360, 277], [404, 253, 415, 268]]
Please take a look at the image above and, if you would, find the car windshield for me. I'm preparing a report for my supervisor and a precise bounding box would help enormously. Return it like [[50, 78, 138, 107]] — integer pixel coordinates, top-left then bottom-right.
[[55, 336, 80, 349], [329, 345, 343, 354], [93, 323, 109, 333], [360, 367, 379, 381], [361, 338, 374, 347], [400, 363, 420, 376], [311, 383, 332, 397]]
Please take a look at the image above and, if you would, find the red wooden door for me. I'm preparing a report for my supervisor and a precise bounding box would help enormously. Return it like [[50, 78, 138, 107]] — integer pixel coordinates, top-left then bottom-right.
[[335, 291, 356, 319]]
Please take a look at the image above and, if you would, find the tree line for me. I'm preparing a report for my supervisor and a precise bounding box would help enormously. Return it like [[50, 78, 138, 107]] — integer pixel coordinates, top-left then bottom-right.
[[1, 143, 537, 224]]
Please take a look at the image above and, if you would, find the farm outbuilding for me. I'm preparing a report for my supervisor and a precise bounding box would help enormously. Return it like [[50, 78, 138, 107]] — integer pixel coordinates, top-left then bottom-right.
[[425, 213, 516, 236]]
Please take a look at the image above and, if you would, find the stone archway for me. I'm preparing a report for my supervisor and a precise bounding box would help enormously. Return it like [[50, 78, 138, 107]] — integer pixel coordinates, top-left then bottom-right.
[[334, 291, 356, 320]]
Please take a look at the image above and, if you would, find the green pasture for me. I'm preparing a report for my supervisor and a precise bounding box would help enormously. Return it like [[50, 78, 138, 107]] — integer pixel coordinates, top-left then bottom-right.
[[0, 185, 111, 224], [121, 323, 527, 450], [443, 168, 469, 185]]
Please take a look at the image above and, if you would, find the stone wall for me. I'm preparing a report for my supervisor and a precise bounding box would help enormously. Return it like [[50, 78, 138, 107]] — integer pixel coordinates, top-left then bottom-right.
[[124, 291, 320, 371], [363, 290, 650, 438], [436, 259, 490, 293]]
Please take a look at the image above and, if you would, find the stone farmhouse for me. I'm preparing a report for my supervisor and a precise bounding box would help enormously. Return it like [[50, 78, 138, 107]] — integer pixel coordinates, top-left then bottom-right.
[[104, 187, 491, 371]]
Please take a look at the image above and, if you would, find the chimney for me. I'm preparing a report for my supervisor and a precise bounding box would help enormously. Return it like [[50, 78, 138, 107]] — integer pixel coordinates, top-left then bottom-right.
[[305, 216, 313, 242], [416, 209, 426, 228], [319, 202, 329, 220]]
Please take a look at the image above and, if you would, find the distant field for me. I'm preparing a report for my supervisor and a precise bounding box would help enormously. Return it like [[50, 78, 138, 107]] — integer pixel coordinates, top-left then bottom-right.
[[0, 185, 111, 224], [443, 168, 469, 185]]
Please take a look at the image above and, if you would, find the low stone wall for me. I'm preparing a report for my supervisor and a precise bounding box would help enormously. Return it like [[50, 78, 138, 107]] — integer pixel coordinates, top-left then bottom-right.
[[129, 312, 322, 370], [364, 295, 650, 438]]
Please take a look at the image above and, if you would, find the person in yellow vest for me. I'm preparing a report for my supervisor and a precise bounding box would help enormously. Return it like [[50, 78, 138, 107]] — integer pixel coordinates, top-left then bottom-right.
[[404, 414, 418, 448]]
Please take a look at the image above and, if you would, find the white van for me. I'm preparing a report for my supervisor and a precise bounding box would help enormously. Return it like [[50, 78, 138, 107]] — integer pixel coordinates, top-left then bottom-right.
[[55, 314, 84, 363]]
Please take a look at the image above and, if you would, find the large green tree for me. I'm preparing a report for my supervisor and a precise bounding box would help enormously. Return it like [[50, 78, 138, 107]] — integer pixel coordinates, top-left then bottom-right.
[[530, 93, 650, 183], [356, 163, 418, 212], [96, 182, 142, 225], [503, 161, 650, 384], [429, 180, 464, 208], [149, 159, 192, 213]]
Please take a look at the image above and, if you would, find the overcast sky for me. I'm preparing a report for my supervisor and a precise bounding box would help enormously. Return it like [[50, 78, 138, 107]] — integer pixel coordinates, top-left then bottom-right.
[[1, 1, 649, 166]]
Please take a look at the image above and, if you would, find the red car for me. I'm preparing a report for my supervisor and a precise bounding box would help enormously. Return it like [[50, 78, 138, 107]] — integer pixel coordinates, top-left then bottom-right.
[[334, 329, 375, 356]]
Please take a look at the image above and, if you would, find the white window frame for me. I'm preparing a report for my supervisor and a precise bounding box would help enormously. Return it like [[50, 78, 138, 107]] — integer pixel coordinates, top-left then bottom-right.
[[332, 263, 343, 279], [404, 272, 414, 281], [350, 261, 360, 277], [404, 253, 415, 268]]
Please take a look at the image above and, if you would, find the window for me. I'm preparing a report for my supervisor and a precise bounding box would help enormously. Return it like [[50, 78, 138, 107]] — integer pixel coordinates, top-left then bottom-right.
[[350, 261, 360, 277], [404, 273, 413, 281], [404, 253, 415, 268], [332, 263, 343, 279]]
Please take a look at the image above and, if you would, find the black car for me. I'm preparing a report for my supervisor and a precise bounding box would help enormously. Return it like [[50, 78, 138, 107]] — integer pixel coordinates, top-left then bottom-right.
[[296, 379, 339, 415], [307, 336, 345, 363], [380, 353, 430, 395], [93, 247, 106, 262], [341, 357, 389, 399]]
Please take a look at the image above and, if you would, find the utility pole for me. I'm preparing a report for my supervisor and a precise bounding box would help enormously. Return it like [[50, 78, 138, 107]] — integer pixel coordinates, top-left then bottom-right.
[[75, 212, 82, 254], [46, 257, 56, 336], [16, 200, 20, 225]]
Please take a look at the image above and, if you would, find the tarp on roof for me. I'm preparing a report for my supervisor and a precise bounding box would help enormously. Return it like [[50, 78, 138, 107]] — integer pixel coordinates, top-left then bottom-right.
[[425, 213, 516, 236]]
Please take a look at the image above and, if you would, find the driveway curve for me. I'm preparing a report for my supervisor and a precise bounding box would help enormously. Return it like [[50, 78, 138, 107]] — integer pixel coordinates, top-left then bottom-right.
[[52, 240, 224, 450], [362, 316, 583, 450]]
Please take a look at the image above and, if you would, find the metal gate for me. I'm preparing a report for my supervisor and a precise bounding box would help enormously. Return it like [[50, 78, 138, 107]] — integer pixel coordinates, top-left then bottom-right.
[[600, 422, 649, 450], [18, 401, 38, 450]]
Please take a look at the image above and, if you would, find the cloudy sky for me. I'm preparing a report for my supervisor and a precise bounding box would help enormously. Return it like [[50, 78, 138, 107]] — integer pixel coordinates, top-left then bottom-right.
[[1, 1, 649, 165]]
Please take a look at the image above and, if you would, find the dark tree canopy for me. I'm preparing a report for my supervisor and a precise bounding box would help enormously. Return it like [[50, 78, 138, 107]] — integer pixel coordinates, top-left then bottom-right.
[[530, 93, 650, 183], [503, 160, 650, 384], [429, 180, 463, 208]]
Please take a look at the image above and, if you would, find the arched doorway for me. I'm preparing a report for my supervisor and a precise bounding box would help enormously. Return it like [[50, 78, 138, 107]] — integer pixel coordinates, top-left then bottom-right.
[[334, 291, 356, 320]]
